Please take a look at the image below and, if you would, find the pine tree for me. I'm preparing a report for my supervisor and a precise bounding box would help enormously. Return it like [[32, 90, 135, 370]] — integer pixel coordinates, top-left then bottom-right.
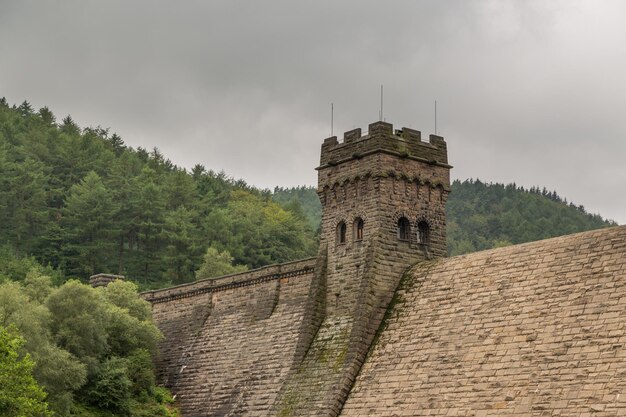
[[61, 171, 119, 278]]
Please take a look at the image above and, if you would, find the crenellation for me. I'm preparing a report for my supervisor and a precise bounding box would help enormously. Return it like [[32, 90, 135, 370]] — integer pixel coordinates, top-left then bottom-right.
[[429, 133, 446, 147], [397, 126, 421, 141], [319, 122, 449, 168], [343, 128, 361, 142], [271, 120, 451, 415]]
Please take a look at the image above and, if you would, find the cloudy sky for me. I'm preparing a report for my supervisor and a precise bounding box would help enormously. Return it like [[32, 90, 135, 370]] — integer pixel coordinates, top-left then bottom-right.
[[1, 0, 624, 224]]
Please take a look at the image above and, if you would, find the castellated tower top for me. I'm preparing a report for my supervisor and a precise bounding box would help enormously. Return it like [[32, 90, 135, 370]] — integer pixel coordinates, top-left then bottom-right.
[[316, 119, 451, 260], [318, 121, 450, 170]]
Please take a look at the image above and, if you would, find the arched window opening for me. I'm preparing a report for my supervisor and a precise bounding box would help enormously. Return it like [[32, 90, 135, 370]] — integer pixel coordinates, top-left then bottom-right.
[[354, 218, 364, 241], [337, 221, 347, 244], [417, 221, 430, 246], [397, 217, 410, 241]]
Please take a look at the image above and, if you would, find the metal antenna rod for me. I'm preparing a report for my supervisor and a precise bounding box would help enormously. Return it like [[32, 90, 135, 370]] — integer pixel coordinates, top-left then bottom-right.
[[380, 85, 384, 121], [435, 100, 437, 135], [331, 103, 334, 136]]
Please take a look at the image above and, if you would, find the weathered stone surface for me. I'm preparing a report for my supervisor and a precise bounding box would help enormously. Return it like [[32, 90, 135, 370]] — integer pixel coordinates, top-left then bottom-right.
[[144, 258, 321, 416], [342, 225, 626, 417]]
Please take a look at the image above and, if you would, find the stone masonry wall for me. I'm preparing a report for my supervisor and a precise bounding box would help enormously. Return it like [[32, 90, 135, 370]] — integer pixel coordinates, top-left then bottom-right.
[[341, 225, 626, 417], [144, 258, 325, 416]]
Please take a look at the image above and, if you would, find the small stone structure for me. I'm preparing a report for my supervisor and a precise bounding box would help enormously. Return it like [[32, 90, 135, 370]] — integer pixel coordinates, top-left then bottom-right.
[[89, 273, 124, 287], [142, 120, 626, 416]]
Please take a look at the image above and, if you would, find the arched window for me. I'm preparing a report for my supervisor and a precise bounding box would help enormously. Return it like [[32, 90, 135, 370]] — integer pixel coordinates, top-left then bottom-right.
[[354, 217, 364, 241], [417, 221, 430, 246], [337, 221, 347, 244], [397, 217, 410, 241]]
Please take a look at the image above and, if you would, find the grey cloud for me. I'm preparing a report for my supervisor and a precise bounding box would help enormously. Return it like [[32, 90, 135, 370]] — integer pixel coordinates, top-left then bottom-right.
[[1, 0, 624, 223]]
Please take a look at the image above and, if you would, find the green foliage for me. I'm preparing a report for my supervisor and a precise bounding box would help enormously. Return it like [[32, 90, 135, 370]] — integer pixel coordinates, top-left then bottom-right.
[[61, 171, 119, 278], [446, 179, 616, 256], [126, 349, 156, 397], [46, 280, 109, 371], [129, 386, 180, 417], [196, 246, 248, 279], [161, 206, 203, 284], [0, 154, 49, 257], [274, 180, 616, 257], [85, 357, 132, 415], [273, 185, 322, 233], [0, 325, 52, 417], [47, 279, 166, 415], [23, 269, 54, 303], [0, 260, 177, 417], [0, 277, 87, 416], [100, 280, 152, 321], [0, 245, 61, 284], [206, 190, 317, 269], [32, 343, 87, 416], [0, 97, 616, 287], [103, 302, 161, 358]]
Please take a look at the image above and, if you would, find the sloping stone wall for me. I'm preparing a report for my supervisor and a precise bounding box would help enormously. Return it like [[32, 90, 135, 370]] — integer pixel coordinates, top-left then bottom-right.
[[341, 225, 626, 417], [144, 258, 324, 416]]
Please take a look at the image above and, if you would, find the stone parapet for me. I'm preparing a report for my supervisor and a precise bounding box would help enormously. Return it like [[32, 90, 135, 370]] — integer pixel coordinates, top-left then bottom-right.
[[142, 257, 316, 304]]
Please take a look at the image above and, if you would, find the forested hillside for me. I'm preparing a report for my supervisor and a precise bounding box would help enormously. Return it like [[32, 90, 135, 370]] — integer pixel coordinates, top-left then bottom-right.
[[0, 99, 317, 289], [273, 185, 322, 232], [446, 179, 614, 255]]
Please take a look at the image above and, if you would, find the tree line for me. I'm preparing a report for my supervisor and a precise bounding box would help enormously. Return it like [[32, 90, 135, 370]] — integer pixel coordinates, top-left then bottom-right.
[[446, 179, 615, 255]]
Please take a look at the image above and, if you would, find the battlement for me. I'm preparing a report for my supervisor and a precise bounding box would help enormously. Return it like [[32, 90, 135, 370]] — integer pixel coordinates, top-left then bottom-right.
[[318, 121, 449, 168]]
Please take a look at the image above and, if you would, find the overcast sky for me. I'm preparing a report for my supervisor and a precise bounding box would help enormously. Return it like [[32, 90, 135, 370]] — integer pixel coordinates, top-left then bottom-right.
[[1, 0, 624, 224]]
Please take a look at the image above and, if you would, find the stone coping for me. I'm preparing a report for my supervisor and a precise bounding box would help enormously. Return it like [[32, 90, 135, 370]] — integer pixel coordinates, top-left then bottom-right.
[[141, 257, 316, 304]]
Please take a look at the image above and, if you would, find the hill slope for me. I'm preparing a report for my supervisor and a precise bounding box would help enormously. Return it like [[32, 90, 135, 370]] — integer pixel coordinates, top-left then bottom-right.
[[446, 179, 614, 255]]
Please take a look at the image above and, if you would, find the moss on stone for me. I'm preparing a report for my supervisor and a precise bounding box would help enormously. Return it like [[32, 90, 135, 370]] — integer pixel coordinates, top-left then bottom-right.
[[369, 260, 439, 353], [276, 387, 299, 417]]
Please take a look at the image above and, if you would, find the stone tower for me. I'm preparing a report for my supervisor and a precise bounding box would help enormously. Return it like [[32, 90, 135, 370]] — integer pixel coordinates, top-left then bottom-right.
[[273, 121, 451, 416], [317, 121, 451, 317]]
